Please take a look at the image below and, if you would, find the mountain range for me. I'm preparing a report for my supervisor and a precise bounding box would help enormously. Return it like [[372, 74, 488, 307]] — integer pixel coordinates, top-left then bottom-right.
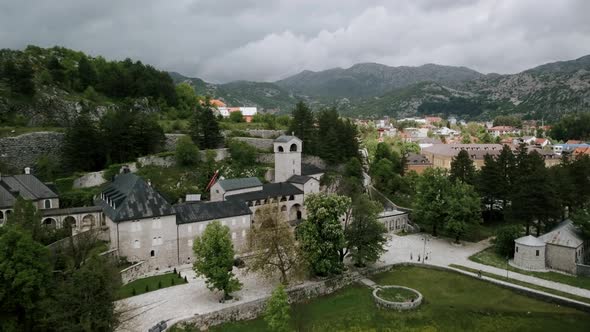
[[173, 55, 590, 120]]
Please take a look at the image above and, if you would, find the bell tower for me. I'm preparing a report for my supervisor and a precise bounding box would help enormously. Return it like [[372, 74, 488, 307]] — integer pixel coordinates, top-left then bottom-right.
[[273, 135, 302, 183]]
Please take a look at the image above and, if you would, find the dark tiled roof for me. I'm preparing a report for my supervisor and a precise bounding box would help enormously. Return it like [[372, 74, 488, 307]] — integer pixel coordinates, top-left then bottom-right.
[[301, 163, 324, 176], [41, 206, 103, 217], [217, 177, 262, 191], [0, 174, 58, 201], [0, 184, 16, 208], [175, 200, 251, 224], [274, 135, 301, 143], [287, 175, 314, 184], [227, 182, 303, 201], [95, 173, 175, 222]]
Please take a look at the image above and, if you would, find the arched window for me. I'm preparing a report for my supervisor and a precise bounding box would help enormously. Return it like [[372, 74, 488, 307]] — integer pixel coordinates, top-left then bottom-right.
[[44, 199, 51, 209], [0, 211, 4, 220], [278, 146, 284, 152], [150, 250, 155, 257], [290, 143, 297, 152], [281, 205, 287, 212]]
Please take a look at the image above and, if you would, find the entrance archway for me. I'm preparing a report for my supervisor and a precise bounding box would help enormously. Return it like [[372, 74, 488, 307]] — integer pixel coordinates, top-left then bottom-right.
[[289, 204, 302, 221], [43, 218, 57, 228]]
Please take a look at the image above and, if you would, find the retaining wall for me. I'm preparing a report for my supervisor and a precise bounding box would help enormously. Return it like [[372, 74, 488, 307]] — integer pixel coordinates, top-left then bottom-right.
[[233, 137, 274, 151], [0, 131, 64, 170], [120, 261, 151, 284], [577, 263, 590, 277]]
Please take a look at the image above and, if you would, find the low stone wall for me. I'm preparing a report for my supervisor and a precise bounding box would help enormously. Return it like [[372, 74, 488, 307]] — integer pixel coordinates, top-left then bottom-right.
[[233, 137, 274, 151], [120, 261, 151, 284], [0, 131, 64, 171], [576, 263, 590, 277], [73, 170, 107, 188], [256, 153, 274, 164], [372, 286, 423, 310], [178, 271, 361, 330], [302, 155, 327, 169]]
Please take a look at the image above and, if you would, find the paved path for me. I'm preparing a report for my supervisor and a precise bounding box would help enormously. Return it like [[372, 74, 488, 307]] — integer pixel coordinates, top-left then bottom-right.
[[116, 233, 590, 332]]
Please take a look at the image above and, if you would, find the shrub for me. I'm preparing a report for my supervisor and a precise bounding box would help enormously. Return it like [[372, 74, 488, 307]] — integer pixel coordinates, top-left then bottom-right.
[[494, 225, 522, 258], [171, 278, 175, 286], [227, 140, 257, 167], [145, 285, 149, 293], [158, 281, 162, 289], [175, 136, 200, 166], [131, 287, 136, 296]]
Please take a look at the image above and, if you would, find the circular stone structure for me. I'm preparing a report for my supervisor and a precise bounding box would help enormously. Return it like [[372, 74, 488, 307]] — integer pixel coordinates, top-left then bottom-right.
[[372, 285, 423, 310], [513, 235, 546, 271]]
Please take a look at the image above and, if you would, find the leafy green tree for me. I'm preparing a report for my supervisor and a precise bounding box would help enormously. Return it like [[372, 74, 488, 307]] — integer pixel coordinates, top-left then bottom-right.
[[82, 86, 100, 102], [189, 102, 222, 149], [550, 112, 590, 141], [0, 226, 52, 332], [288, 101, 316, 154], [247, 205, 303, 284], [264, 285, 291, 332], [450, 149, 476, 185], [345, 195, 387, 267], [175, 136, 200, 166], [572, 208, 590, 240], [62, 113, 105, 171], [43, 254, 121, 332], [175, 82, 198, 118], [228, 140, 257, 168], [494, 225, 523, 258], [229, 111, 244, 123], [444, 181, 481, 243], [412, 168, 451, 237], [4, 59, 36, 96], [297, 193, 350, 277], [193, 221, 242, 300]]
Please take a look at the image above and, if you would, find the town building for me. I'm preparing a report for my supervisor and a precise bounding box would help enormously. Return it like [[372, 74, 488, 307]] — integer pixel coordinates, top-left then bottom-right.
[[512, 220, 588, 274], [404, 153, 433, 174], [487, 126, 521, 137]]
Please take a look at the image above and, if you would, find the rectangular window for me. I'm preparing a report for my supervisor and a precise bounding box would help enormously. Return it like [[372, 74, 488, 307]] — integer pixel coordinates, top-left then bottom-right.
[[232, 232, 236, 240], [536, 250, 539, 256], [188, 239, 193, 247], [516, 246, 519, 253], [241, 230, 246, 238]]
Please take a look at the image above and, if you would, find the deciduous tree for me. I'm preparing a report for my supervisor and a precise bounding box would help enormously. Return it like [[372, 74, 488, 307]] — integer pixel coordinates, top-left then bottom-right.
[[345, 195, 388, 267], [247, 205, 303, 284], [264, 285, 291, 332], [193, 221, 242, 300], [297, 193, 350, 277]]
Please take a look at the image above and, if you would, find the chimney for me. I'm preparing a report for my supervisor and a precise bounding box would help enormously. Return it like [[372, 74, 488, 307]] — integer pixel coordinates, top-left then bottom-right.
[[186, 194, 201, 202], [24, 167, 31, 175]]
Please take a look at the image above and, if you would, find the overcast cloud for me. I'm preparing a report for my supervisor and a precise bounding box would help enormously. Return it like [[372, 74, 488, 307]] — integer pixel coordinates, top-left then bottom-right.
[[1, 0, 589, 82]]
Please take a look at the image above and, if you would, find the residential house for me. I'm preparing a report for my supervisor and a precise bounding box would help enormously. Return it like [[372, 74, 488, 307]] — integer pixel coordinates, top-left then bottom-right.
[[487, 126, 521, 137]]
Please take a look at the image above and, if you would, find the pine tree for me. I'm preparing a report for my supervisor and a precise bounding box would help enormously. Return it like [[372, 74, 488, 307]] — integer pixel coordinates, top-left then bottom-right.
[[450, 149, 476, 185], [189, 102, 222, 149], [288, 101, 316, 154]]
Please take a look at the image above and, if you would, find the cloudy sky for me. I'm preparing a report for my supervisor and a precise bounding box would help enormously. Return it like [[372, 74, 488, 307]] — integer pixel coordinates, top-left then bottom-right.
[[1, 0, 589, 83]]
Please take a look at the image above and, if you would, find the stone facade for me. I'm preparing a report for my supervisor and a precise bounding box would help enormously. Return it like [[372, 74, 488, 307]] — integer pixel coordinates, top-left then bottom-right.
[[107, 214, 178, 270], [0, 131, 64, 170], [545, 244, 577, 274], [120, 261, 151, 284], [274, 137, 302, 183], [177, 214, 252, 265], [513, 241, 546, 271]]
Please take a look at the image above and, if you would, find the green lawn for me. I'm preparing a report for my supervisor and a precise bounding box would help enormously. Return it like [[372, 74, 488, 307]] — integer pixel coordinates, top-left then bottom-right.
[[470, 247, 590, 291], [377, 287, 417, 302], [450, 264, 590, 304], [117, 272, 187, 299], [176, 266, 590, 332]]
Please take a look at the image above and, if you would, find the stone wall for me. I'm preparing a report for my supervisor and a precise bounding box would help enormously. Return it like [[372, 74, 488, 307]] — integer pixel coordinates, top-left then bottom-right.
[[178, 271, 361, 331], [73, 171, 107, 188], [233, 137, 274, 151], [120, 261, 151, 284], [0, 131, 64, 170], [137, 155, 175, 168], [245, 130, 285, 139]]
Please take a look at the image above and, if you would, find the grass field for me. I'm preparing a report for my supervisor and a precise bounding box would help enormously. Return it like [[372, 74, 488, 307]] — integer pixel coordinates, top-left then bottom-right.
[[117, 272, 187, 299], [470, 247, 590, 290], [450, 264, 590, 304], [377, 287, 417, 302], [173, 266, 590, 332]]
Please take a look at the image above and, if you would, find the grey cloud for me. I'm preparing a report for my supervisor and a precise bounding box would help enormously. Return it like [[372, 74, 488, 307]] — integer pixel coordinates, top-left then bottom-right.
[[1, 0, 589, 83]]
